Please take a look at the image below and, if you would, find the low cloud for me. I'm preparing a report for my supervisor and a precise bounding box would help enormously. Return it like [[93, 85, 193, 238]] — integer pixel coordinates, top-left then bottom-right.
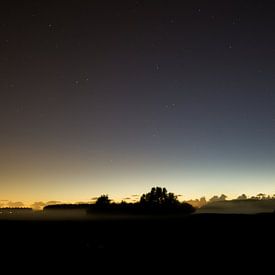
[[46, 201, 61, 205], [31, 201, 63, 210], [186, 197, 207, 208], [31, 201, 46, 210], [209, 194, 227, 203]]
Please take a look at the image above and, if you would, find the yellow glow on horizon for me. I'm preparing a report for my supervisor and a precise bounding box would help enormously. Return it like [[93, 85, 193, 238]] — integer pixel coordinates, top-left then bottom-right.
[[0, 159, 274, 207]]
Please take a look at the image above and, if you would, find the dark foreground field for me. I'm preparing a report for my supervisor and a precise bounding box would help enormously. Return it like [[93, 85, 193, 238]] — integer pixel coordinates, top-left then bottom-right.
[[1, 214, 275, 251], [1, 213, 275, 270]]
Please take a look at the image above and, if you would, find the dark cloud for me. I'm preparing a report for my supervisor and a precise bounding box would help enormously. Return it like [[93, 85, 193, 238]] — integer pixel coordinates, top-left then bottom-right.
[[131, 195, 140, 198]]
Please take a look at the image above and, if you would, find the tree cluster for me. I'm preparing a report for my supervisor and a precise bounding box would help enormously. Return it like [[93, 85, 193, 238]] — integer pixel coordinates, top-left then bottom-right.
[[44, 187, 195, 215]]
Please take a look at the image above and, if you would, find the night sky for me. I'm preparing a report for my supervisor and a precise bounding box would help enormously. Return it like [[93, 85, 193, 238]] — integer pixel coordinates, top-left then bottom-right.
[[1, 0, 275, 205]]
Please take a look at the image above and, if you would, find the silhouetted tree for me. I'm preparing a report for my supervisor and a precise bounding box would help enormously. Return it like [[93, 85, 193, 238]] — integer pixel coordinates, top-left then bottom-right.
[[257, 193, 266, 200], [209, 195, 220, 203], [237, 194, 247, 200], [140, 187, 179, 207], [44, 204, 90, 210], [186, 197, 207, 208], [139, 187, 195, 214], [200, 197, 207, 204], [209, 194, 227, 203], [220, 194, 227, 200], [95, 195, 111, 206]]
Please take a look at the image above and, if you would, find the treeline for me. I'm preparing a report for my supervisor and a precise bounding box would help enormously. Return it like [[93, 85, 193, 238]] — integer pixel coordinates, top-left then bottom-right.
[[44, 187, 196, 215], [0, 207, 32, 210], [44, 204, 90, 210], [186, 193, 275, 208], [0, 208, 33, 214]]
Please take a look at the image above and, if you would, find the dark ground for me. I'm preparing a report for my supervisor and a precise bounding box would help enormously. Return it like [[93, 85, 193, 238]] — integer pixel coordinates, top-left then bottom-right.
[[1, 213, 274, 270]]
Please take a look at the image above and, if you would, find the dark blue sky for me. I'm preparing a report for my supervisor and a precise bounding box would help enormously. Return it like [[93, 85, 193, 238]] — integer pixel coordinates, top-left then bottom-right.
[[0, 0, 274, 203]]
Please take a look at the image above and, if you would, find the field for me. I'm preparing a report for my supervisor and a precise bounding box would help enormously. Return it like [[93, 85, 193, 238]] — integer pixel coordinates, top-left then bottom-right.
[[1, 213, 275, 257]]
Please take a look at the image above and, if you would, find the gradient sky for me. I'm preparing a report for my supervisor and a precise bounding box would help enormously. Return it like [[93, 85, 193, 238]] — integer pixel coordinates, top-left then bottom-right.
[[1, 0, 275, 205]]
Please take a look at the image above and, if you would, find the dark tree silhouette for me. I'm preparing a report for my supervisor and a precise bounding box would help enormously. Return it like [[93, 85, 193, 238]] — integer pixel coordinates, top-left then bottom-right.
[[140, 187, 179, 207], [237, 194, 247, 200], [139, 187, 195, 214], [95, 195, 111, 207], [257, 193, 266, 200], [45, 188, 195, 215], [44, 204, 90, 210]]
